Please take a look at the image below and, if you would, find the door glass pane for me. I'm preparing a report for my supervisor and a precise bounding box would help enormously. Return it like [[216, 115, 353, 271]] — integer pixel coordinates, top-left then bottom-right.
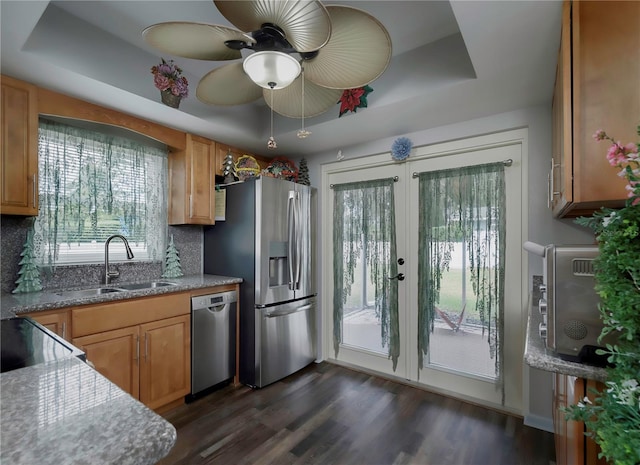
[[342, 242, 386, 354], [428, 239, 497, 379]]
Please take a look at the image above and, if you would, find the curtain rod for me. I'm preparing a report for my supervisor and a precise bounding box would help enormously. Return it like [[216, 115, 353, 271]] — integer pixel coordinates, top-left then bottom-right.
[[330, 176, 398, 189], [412, 158, 513, 178]]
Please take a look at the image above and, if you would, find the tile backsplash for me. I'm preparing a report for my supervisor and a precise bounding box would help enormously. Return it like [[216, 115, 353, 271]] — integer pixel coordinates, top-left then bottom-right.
[[1, 215, 202, 293]]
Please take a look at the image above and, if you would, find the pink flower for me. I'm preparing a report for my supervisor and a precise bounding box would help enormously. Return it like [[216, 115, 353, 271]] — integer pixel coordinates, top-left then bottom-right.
[[151, 58, 189, 99], [154, 74, 170, 91], [606, 143, 627, 166], [593, 129, 607, 141]]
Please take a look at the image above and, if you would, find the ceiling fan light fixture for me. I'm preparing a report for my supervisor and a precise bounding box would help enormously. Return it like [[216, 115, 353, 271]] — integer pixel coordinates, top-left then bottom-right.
[[243, 51, 301, 90]]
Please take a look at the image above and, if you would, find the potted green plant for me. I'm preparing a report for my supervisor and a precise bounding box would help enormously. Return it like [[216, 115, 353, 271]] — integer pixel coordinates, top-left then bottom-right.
[[565, 126, 640, 465]]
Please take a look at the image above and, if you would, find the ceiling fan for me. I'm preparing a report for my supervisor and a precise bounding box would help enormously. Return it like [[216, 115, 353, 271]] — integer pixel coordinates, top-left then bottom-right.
[[142, 0, 392, 119]]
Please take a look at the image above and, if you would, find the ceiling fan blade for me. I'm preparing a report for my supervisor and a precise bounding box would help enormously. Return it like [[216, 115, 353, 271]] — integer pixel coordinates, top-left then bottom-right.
[[197, 63, 263, 105], [266, 74, 342, 118], [303, 6, 392, 89], [214, 1, 331, 52], [143, 22, 254, 60]]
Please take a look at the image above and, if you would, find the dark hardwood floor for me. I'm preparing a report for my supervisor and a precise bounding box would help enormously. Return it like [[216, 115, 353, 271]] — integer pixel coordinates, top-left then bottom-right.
[[159, 363, 556, 465]]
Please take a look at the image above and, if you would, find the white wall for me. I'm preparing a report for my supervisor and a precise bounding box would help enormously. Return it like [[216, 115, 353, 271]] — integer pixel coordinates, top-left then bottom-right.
[[299, 103, 594, 430]]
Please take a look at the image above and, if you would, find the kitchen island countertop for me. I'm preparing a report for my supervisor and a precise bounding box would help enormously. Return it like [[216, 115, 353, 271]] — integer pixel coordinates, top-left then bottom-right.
[[524, 296, 607, 382], [1, 356, 176, 465], [1, 274, 242, 319]]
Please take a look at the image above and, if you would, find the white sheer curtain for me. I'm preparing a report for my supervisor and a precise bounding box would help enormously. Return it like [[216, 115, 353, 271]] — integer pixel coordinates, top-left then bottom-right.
[[34, 119, 168, 266]]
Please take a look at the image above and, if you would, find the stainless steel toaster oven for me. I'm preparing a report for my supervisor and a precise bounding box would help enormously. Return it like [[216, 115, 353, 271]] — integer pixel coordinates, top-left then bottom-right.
[[524, 242, 616, 364]]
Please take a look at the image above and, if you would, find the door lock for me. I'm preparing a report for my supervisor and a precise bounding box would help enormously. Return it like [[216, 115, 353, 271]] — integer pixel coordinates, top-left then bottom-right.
[[397, 258, 405, 265]]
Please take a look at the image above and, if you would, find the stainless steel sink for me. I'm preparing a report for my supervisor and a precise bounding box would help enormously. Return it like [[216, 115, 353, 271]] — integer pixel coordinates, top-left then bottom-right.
[[55, 287, 124, 299], [54, 281, 176, 299], [116, 281, 176, 291]]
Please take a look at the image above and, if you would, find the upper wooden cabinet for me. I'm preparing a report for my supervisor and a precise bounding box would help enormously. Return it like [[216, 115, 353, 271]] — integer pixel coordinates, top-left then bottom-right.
[[1, 75, 39, 216], [550, 1, 640, 218], [168, 133, 216, 225]]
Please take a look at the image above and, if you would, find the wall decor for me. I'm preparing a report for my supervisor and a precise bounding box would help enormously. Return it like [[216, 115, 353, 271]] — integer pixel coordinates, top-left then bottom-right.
[[262, 157, 299, 182], [298, 159, 310, 185], [13, 228, 43, 294], [391, 136, 413, 161], [235, 155, 261, 181], [338, 86, 373, 117], [151, 58, 189, 108], [161, 234, 183, 278]]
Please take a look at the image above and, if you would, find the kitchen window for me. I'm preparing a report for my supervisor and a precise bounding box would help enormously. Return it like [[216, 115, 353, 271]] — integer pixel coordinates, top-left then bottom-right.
[[34, 118, 168, 266]]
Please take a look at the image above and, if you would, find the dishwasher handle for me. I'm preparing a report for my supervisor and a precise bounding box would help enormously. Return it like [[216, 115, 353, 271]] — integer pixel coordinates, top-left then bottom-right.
[[203, 304, 228, 314], [265, 304, 312, 318]]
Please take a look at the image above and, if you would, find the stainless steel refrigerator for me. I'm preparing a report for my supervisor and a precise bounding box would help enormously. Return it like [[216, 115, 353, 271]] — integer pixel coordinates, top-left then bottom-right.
[[203, 176, 316, 388]]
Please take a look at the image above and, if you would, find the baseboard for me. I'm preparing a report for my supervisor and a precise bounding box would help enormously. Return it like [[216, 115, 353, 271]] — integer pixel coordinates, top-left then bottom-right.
[[524, 413, 554, 433]]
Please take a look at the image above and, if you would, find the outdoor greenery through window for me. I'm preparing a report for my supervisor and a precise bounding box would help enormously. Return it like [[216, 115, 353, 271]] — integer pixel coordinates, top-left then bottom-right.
[[418, 162, 506, 391], [34, 118, 168, 266]]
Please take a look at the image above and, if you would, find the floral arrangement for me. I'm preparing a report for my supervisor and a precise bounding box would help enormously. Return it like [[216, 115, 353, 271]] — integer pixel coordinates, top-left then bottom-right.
[[338, 86, 373, 117], [565, 126, 640, 465], [151, 58, 189, 98], [261, 157, 298, 182], [391, 137, 413, 161]]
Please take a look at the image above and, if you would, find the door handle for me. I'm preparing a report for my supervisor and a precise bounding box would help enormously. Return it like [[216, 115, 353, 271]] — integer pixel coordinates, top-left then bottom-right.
[[388, 273, 405, 281], [265, 304, 312, 318]]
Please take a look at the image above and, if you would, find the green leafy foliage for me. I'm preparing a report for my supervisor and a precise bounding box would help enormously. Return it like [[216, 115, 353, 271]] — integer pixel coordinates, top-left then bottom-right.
[[567, 127, 640, 465]]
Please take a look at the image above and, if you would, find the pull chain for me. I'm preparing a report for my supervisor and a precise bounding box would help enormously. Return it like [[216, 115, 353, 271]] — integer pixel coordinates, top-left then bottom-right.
[[268, 84, 277, 149], [297, 67, 311, 139]]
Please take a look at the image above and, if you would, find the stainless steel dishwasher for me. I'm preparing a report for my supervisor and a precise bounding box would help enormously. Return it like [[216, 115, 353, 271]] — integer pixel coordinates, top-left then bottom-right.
[[189, 290, 237, 399]]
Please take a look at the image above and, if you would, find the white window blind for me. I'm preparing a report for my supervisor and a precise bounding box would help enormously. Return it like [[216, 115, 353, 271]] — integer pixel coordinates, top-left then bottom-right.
[[34, 119, 168, 266]]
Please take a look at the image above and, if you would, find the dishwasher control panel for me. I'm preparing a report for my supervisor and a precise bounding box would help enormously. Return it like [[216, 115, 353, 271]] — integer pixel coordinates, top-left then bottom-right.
[[191, 290, 237, 309]]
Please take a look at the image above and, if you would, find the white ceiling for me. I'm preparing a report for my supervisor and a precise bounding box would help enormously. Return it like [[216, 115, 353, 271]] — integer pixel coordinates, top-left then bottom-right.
[[1, 1, 563, 158]]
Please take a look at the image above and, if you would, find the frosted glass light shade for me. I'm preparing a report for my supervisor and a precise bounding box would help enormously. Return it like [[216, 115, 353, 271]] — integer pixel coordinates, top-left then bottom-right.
[[243, 51, 301, 89]]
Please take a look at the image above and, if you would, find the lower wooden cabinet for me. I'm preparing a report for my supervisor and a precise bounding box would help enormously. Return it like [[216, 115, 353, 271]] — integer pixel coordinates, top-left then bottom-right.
[[139, 315, 190, 409], [553, 373, 608, 465], [70, 292, 191, 410], [73, 325, 140, 398], [27, 309, 70, 341]]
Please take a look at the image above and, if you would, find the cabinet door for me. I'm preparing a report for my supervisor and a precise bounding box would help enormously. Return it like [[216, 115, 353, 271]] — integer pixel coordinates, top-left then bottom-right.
[[550, 1, 572, 216], [139, 314, 190, 409], [28, 310, 70, 341], [1, 75, 38, 215], [187, 134, 215, 224], [73, 326, 140, 399]]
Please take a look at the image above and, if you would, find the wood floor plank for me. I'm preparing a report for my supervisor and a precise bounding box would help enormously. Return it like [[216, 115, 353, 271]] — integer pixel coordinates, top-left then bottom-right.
[[159, 362, 556, 465]]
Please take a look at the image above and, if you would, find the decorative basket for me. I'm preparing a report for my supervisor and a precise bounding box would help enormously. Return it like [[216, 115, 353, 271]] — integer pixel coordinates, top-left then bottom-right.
[[235, 155, 261, 181], [161, 90, 181, 109]]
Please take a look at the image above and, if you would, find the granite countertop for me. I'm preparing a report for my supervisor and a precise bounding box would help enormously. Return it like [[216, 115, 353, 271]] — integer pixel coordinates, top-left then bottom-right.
[[1, 356, 176, 465], [524, 295, 607, 382], [1, 274, 242, 319]]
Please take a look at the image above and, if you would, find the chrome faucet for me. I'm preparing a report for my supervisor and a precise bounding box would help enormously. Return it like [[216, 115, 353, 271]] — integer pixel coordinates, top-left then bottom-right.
[[104, 234, 135, 285]]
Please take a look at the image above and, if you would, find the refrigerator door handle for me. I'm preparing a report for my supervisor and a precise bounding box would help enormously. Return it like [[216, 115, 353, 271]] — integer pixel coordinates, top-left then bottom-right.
[[287, 191, 296, 290], [294, 191, 302, 290], [265, 304, 313, 318]]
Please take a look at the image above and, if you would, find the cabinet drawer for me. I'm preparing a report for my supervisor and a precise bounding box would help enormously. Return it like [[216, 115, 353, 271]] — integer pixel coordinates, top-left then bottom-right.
[[72, 292, 190, 337]]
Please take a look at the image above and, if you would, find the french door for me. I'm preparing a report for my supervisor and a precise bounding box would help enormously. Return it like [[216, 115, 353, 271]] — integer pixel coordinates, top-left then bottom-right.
[[322, 130, 526, 412], [324, 163, 407, 379]]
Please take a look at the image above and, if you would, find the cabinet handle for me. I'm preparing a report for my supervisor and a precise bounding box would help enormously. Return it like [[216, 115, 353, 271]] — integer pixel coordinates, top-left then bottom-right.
[[144, 333, 148, 361], [135, 335, 139, 364], [549, 158, 560, 208], [61, 322, 66, 340], [189, 194, 193, 218], [32, 174, 37, 208]]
